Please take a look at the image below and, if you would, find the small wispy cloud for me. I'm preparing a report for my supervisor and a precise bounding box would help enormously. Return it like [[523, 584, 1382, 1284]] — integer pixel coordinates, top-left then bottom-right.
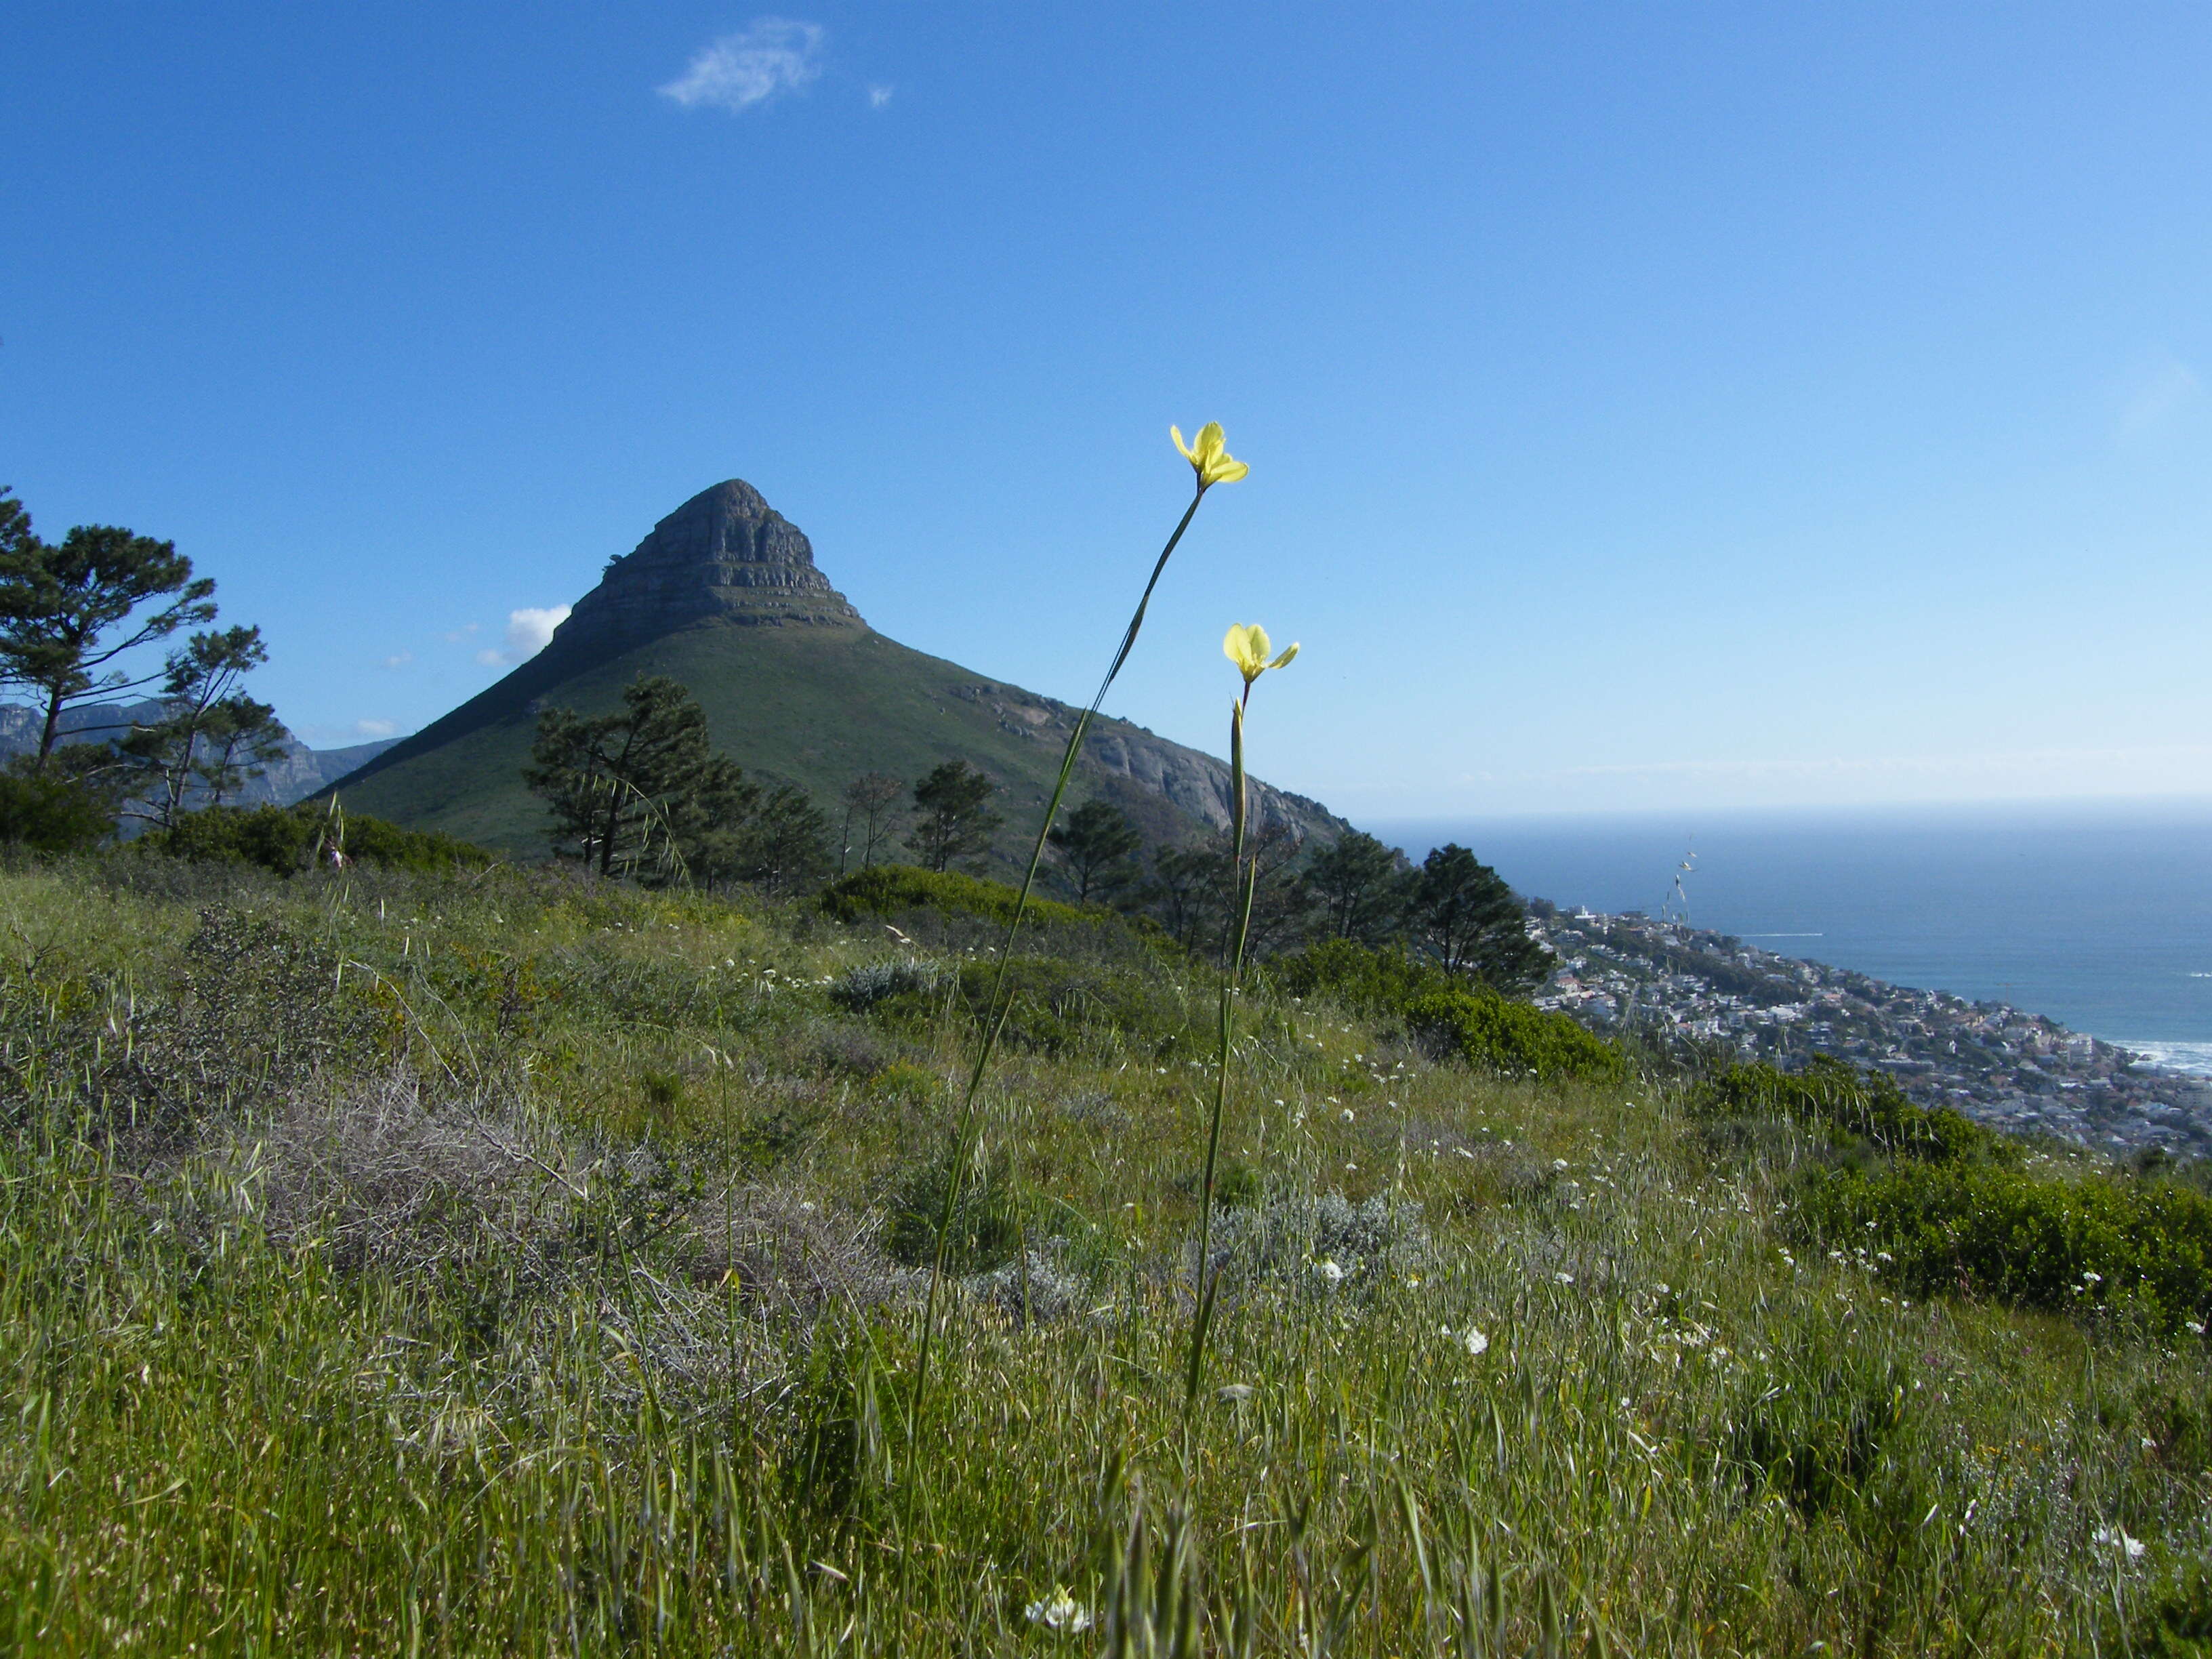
[[442, 623, 479, 644], [476, 605, 573, 670], [379, 650, 413, 670], [355, 718, 397, 740], [2117, 353, 2202, 439], [868, 83, 893, 109], [660, 19, 825, 114]]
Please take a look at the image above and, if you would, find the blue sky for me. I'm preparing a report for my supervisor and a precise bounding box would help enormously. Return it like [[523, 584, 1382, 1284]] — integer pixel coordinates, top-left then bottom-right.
[[4, 3, 2208, 819]]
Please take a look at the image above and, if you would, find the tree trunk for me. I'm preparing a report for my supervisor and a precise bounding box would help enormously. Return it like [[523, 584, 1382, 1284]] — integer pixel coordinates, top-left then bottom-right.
[[34, 687, 65, 772]]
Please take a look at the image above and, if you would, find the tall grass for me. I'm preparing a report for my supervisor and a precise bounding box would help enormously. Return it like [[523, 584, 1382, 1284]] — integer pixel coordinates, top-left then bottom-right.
[[1, 855, 2206, 1651], [917, 426, 1248, 1425]]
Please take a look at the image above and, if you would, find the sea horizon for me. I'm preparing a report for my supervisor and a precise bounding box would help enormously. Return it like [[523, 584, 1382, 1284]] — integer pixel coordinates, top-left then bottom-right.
[[1367, 796, 2212, 1070]]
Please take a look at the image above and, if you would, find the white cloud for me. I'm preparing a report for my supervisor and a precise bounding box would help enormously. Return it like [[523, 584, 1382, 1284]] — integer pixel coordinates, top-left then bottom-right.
[[505, 605, 570, 657], [868, 83, 893, 109], [475, 605, 572, 670], [2117, 354, 2202, 438], [379, 650, 413, 670], [443, 623, 479, 644], [355, 718, 397, 740], [660, 20, 825, 113]]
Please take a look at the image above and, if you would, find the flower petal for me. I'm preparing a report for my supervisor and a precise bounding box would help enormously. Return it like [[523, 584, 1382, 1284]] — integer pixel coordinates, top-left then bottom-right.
[[1171, 424, 1196, 465], [1269, 641, 1300, 670]]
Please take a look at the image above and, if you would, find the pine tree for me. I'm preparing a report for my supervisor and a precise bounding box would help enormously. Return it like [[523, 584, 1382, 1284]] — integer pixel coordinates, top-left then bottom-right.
[[1047, 798, 1142, 903], [906, 760, 1002, 873], [0, 497, 217, 770], [524, 675, 753, 880], [1406, 843, 1548, 993]]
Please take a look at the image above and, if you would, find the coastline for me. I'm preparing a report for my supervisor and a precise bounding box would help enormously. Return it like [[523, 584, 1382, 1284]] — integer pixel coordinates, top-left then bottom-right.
[[1525, 901, 2212, 1160]]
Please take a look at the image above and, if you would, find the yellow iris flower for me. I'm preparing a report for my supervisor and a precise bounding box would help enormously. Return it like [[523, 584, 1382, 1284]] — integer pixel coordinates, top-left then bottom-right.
[[1223, 622, 1300, 687], [1171, 422, 1250, 489]]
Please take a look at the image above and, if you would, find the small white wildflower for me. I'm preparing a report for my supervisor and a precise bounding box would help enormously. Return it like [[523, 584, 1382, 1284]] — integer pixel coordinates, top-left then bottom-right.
[[1554, 1271, 1575, 1286], [1463, 1328, 1490, 1357], [1345, 1162, 1359, 1172], [1316, 1258, 1345, 1285], [1553, 1158, 1570, 1172], [2186, 1321, 2205, 1336], [1025, 1588, 1094, 1633], [798, 1200, 817, 1214], [1217, 1383, 1253, 1403], [1340, 1107, 1355, 1123], [2092, 1525, 2146, 1560], [2082, 1271, 2103, 1285]]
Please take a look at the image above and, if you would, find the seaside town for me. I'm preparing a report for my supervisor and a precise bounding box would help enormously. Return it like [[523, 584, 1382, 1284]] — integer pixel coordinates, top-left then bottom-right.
[[1525, 898, 2212, 1160]]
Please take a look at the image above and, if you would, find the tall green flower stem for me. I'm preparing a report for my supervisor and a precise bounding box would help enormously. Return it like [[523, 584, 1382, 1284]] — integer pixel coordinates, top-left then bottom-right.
[[1183, 623, 1297, 1410], [909, 425, 1250, 1433]]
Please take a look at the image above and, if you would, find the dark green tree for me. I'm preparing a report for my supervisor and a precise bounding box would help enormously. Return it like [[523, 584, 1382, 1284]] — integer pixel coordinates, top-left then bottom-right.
[[0, 496, 217, 769], [524, 675, 753, 880], [906, 760, 1002, 873], [1406, 842, 1549, 993], [119, 626, 287, 830], [838, 771, 905, 874], [1047, 797, 1142, 903], [1300, 830, 1413, 945], [701, 781, 833, 894], [0, 758, 116, 853], [1138, 822, 1314, 962]]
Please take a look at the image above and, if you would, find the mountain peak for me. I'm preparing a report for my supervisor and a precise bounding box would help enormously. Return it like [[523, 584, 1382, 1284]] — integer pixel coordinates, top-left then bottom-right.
[[551, 478, 865, 657]]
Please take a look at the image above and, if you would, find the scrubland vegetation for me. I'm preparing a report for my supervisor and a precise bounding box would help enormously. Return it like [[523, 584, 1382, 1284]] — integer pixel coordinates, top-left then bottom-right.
[[5, 849, 2212, 1654]]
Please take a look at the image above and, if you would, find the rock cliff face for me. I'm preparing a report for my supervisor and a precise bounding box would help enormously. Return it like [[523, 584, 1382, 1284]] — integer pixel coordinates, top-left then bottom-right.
[[552, 480, 864, 657], [943, 680, 1334, 840]]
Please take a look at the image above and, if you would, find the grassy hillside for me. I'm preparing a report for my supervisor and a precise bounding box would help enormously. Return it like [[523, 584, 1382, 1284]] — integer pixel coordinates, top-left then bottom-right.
[[331, 620, 1338, 868], [5, 852, 2211, 1652]]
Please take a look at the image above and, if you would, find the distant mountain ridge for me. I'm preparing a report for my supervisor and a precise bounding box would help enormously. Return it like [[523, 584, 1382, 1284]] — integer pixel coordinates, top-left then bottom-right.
[[328, 480, 1351, 867], [0, 700, 396, 808]]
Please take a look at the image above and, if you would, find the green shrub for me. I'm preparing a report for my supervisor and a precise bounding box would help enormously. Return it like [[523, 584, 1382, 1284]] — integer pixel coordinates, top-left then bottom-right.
[[1792, 1158, 2212, 1332], [1696, 1058, 2015, 1166], [144, 802, 495, 876], [1404, 985, 1626, 1082], [0, 771, 115, 853], [820, 865, 1098, 930], [884, 1147, 1028, 1275], [1268, 939, 1456, 1015], [876, 957, 1196, 1059]]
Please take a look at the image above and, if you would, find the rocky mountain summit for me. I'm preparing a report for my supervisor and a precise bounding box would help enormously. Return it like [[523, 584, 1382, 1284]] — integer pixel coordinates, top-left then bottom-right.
[[553, 480, 865, 656], [328, 479, 1350, 859]]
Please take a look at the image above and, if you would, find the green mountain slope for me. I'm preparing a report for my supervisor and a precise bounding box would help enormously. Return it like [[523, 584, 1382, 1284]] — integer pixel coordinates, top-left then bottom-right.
[[330, 480, 1347, 868]]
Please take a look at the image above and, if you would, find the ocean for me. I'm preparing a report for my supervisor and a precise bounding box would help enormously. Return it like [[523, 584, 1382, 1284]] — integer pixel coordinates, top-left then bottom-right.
[[1368, 798, 2212, 1076]]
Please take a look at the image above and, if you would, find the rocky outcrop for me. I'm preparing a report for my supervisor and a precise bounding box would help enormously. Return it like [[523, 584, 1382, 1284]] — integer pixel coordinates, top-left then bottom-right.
[[943, 680, 1346, 844], [550, 480, 865, 658]]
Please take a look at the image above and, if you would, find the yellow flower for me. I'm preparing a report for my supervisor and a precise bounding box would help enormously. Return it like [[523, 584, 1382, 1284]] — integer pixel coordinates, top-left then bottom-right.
[[1171, 422, 1250, 489], [1223, 622, 1300, 686]]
